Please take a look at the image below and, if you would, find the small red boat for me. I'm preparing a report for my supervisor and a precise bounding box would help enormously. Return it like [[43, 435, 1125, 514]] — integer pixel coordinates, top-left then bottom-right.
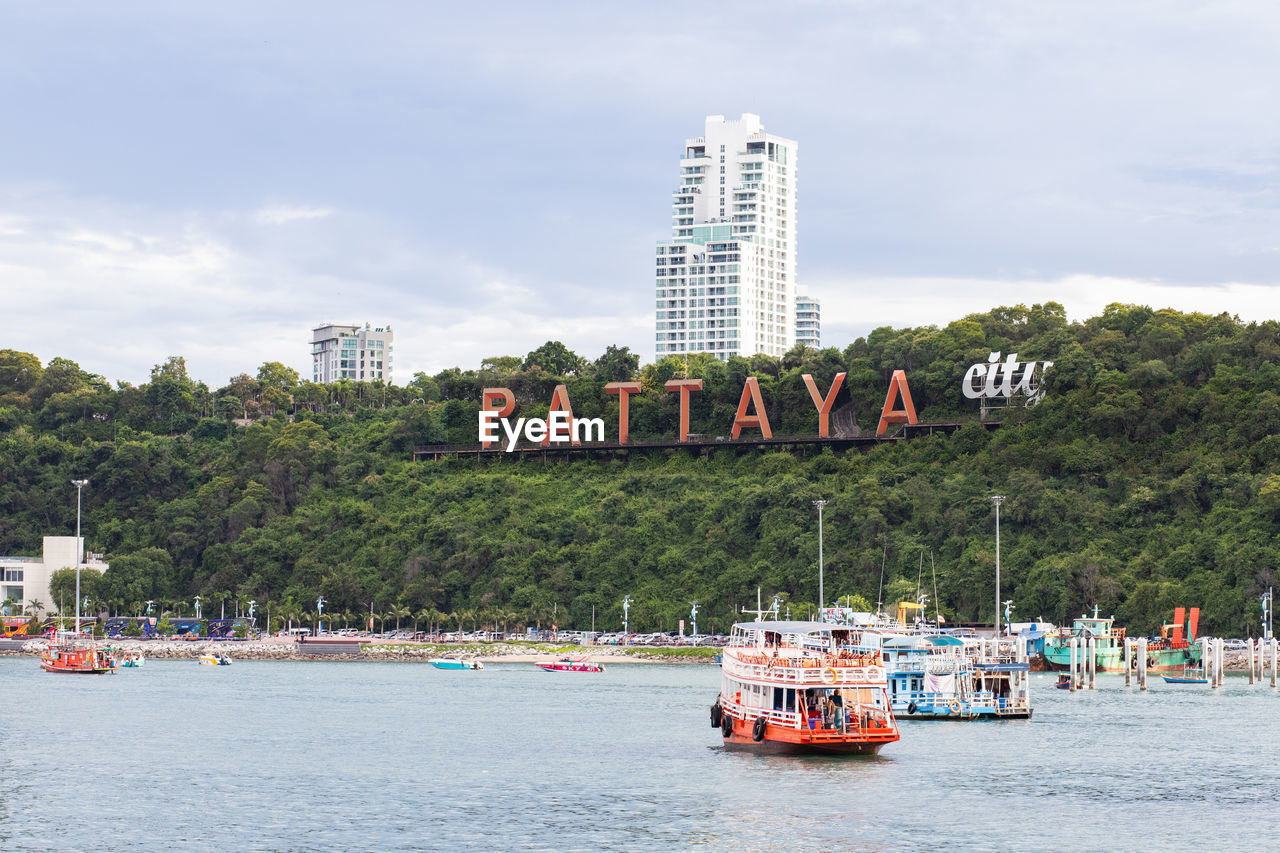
[[535, 657, 604, 673], [40, 633, 118, 674]]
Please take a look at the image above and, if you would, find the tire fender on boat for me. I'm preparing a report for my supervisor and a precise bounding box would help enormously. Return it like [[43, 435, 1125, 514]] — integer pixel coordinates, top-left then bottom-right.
[[751, 716, 767, 742], [710, 702, 723, 729], [721, 713, 734, 738], [906, 702, 918, 715]]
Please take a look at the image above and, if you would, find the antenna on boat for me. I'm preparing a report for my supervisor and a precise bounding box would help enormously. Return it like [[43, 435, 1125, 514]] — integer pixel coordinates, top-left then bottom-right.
[[876, 541, 887, 616], [931, 551, 940, 626], [740, 587, 775, 622], [916, 549, 924, 604]]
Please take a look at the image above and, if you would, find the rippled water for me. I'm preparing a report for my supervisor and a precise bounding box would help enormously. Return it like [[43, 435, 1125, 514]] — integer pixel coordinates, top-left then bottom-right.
[[1, 658, 1277, 851]]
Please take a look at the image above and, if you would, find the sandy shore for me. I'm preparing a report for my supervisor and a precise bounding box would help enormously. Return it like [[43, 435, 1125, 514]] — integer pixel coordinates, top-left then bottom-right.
[[0, 637, 717, 664]]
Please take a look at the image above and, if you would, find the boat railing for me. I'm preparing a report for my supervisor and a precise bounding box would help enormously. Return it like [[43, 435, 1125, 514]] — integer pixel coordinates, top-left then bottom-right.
[[721, 696, 895, 735], [722, 653, 885, 686]]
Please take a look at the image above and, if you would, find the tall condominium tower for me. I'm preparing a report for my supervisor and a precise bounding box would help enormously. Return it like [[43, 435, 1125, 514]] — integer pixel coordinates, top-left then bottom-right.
[[655, 114, 798, 360], [311, 323, 394, 384], [796, 294, 821, 349]]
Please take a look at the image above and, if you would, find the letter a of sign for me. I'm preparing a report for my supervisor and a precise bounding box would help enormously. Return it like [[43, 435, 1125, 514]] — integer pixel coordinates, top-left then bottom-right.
[[481, 388, 515, 449], [543, 384, 577, 445], [876, 370, 918, 436], [731, 377, 773, 440]]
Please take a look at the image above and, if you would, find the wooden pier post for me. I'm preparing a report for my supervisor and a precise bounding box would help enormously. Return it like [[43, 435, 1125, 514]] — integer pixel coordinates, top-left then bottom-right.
[[1069, 638, 1077, 692], [1137, 638, 1147, 690], [1215, 638, 1224, 688], [1124, 638, 1131, 687], [1202, 637, 1211, 681], [1087, 637, 1097, 689], [1271, 639, 1277, 689]]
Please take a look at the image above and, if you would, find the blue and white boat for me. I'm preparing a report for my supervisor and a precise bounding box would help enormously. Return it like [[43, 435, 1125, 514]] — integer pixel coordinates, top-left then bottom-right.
[[429, 656, 483, 670], [878, 632, 1033, 720]]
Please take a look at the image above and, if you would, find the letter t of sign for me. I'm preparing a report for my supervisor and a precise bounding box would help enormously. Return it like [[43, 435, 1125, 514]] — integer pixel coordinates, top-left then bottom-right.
[[802, 373, 846, 438], [481, 388, 515, 449], [664, 379, 702, 442], [604, 381, 642, 444]]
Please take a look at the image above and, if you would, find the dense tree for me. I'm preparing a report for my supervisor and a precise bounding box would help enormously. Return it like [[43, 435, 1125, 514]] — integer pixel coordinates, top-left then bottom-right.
[[0, 306, 1277, 638]]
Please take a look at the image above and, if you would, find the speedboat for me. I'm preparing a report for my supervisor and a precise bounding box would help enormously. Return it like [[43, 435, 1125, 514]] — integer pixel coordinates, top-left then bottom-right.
[[198, 653, 232, 666], [429, 656, 483, 670], [535, 657, 604, 673]]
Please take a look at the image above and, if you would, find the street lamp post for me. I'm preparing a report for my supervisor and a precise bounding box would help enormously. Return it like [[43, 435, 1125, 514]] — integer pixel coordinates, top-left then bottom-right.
[[991, 495, 1005, 638], [71, 479, 89, 635], [813, 499, 827, 621]]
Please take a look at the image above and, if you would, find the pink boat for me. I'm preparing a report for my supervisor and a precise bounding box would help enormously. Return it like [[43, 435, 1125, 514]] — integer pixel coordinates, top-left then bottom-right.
[[535, 656, 605, 673]]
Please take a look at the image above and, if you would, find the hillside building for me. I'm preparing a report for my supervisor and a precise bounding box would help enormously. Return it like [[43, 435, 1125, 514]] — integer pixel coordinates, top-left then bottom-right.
[[311, 323, 394, 384], [655, 114, 798, 360]]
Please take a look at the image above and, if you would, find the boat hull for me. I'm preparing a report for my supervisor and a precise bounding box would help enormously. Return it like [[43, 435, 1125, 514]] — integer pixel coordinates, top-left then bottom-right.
[[719, 716, 894, 755], [1041, 645, 1199, 673]]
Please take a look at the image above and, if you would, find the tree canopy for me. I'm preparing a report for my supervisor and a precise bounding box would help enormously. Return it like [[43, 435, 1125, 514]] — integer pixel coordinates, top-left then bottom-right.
[[1, 304, 1277, 638]]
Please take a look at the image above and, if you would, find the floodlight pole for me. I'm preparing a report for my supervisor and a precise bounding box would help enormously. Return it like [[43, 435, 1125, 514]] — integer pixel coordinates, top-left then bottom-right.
[[991, 496, 1005, 638], [813, 499, 827, 621], [71, 479, 89, 635]]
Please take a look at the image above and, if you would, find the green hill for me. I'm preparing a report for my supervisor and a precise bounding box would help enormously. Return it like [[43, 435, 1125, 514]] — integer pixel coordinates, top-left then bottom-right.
[[1, 302, 1277, 637]]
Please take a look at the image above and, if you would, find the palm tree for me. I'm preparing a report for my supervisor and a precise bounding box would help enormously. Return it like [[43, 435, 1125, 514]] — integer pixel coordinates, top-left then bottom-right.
[[2, 595, 18, 617], [413, 608, 431, 636], [27, 599, 46, 619], [388, 604, 412, 634]]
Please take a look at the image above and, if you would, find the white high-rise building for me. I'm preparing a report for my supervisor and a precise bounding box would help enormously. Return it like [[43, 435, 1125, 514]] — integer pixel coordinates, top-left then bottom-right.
[[796, 294, 821, 349], [311, 323, 394, 384], [655, 114, 797, 360]]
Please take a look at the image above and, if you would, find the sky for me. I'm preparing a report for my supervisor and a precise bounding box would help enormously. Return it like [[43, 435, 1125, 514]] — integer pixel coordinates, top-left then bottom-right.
[[1, 1, 1278, 388]]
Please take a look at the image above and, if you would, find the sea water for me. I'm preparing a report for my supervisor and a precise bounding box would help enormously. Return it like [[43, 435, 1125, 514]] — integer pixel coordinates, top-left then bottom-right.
[[1, 658, 1277, 852]]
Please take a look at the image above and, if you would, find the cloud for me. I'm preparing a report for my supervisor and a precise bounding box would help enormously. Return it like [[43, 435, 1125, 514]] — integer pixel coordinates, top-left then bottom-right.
[[253, 204, 336, 226], [812, 272, 1280, 349]]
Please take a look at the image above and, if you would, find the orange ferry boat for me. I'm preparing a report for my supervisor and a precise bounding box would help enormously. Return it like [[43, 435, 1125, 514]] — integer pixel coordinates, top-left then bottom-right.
[[712, 620, 899, 755], [40, 632, 118, 674]]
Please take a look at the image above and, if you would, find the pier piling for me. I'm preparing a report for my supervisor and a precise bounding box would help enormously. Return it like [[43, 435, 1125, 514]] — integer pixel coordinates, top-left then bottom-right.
[[1271, 639, 1277, 689], [1249, 639, 1255, 684], [1069, 638, 1077, 692], [1202, 637, 1211, 681], [1137, 638, 1147, 690], [1124, 638, 1131, 687], [1087, 637, 1097, 689]]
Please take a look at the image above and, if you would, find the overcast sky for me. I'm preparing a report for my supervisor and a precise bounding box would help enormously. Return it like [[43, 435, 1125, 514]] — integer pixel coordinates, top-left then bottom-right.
[[2, 1, 1277, 388]]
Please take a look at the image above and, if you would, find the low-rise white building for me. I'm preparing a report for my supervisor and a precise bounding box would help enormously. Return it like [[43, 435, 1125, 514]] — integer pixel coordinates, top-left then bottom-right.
[[0, 537, 108, 616]]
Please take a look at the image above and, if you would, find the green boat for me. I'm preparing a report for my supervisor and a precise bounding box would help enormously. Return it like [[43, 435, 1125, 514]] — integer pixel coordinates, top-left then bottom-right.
[[1041, 606, 1202, 673]]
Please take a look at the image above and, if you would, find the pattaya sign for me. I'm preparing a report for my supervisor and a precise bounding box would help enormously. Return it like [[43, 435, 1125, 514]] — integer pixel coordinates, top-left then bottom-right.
[[961, 352, 1053, 405], [477, 371, 918, 451]]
